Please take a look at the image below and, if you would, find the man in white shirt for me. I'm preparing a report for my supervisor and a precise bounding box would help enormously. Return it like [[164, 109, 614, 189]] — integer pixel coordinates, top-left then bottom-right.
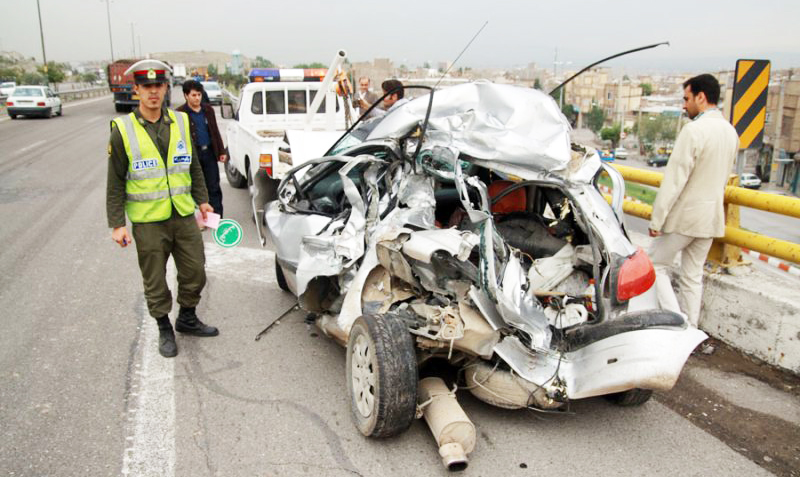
[[648, 74, 739, 327]]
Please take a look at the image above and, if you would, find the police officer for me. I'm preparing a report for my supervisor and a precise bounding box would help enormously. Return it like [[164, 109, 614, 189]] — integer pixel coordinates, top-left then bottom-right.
[[106, 59, 219, 358]]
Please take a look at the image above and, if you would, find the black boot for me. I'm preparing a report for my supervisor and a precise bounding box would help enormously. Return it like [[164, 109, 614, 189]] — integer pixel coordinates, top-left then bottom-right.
[[156, 316, 178, 358], [175, 307, 219, 337]]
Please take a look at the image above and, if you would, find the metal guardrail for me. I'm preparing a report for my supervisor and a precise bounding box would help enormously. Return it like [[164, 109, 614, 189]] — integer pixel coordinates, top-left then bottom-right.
[[606, 163, 800, 266], [57, 86, 109, 102]]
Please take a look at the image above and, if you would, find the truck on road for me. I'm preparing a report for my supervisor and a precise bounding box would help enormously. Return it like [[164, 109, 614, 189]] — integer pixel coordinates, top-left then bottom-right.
[[221, 50, 354, 244]]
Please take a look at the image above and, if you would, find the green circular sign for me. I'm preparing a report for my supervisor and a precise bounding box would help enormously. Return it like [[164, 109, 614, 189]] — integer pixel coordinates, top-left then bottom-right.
[[213, 219, 243, 248]]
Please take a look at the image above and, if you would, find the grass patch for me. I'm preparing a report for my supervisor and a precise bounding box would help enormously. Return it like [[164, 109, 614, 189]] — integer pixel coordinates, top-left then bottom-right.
[[597, 175, 658, 205]]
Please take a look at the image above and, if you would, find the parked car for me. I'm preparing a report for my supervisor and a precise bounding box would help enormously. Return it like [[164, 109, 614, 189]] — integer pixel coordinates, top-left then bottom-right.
[[647, 154, 669, 167], [265, 82, 705, 469], [614, 146, 628, 159], [201, 80, 222, 105], [0, 81, 16, 98], [740, 172, 762, 189], [599, 149, 615, 161], [5, 85, 62, 119]]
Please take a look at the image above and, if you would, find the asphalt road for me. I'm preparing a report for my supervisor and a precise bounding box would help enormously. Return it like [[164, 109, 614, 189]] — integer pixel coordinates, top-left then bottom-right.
[[0, 95, 788, 476]]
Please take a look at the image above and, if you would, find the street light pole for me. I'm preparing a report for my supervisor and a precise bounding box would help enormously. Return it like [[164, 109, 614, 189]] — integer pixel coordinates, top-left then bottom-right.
[[105, 0, 114, 62], [130, 23, 135, 57], [35, 0, 49, 87]]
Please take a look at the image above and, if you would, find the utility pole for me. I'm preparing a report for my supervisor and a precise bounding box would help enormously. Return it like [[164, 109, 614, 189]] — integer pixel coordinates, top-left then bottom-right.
[[35, 0, 49, 87], [105, 0, 114, 62], [130, 23, 135, 57]]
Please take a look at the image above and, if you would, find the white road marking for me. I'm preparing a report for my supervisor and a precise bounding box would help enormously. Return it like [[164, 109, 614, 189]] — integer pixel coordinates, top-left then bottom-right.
[[121, 262, 177, 477], [204, 244, 276, 284], [17, 140, 46, 154]]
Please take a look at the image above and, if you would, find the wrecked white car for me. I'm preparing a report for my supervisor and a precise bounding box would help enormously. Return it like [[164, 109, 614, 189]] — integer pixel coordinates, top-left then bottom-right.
[[265, 82, 706, 470]]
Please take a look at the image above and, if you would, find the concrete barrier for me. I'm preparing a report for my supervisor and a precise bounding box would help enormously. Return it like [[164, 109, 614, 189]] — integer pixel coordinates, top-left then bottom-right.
[[57, 87, 109, 102], [630, 232, 800, 375]]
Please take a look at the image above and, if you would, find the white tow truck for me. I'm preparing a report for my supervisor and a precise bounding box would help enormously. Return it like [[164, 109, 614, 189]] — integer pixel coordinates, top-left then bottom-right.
[[221, 50, 355, 244]]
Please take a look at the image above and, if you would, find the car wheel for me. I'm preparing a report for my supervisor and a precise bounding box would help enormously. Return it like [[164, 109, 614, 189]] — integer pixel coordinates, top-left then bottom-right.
[[346, 314, 417, 438], [56, 105, 62, 116], [9, 114, 16, 119], [225, 155, 247, 189], [605, 388, 653, 406], [275, 260, 289, 292]]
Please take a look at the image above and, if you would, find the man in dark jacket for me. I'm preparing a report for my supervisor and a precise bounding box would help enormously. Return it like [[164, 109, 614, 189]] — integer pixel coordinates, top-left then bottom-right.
[[177, 80, 226, 216]]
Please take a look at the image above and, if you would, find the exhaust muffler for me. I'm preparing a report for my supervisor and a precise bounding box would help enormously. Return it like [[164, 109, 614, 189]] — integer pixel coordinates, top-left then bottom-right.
[[417, 377, 476, 471]]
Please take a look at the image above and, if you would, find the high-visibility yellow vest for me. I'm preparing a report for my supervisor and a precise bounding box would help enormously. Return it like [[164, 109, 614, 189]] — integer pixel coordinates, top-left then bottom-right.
[[112, 109, 196, 223]]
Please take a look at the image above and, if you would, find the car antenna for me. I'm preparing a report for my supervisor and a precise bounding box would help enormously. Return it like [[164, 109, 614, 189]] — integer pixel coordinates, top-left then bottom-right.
[[408, 21, 487, 172], [434, 20, 489, 90], [549, 41, 669, 96]]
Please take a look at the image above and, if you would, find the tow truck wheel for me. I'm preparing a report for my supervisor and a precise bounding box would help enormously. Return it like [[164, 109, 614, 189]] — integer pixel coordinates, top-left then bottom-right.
[[606, 388, 653, 406], [225, 158, 247, 189], [346, 314, 417, 438]]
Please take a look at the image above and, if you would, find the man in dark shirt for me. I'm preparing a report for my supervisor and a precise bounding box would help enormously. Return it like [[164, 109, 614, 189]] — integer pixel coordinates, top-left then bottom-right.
[[107, 60, 219, 358], [177, 80, 227, 216]]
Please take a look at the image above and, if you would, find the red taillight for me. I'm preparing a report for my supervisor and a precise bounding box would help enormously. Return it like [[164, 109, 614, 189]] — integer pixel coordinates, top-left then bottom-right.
[[259, 154, 273, 176], [617, 247, 655, 301], [6, 101, 12, 106], [37, 102, 45, 106]]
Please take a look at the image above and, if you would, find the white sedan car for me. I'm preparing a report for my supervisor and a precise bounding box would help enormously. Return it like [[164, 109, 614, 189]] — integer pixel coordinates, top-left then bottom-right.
[[6, 85, 62, 119], [0, 81, 16, 98], [740, 172, 762, 189], [201, 81, 222, 105]]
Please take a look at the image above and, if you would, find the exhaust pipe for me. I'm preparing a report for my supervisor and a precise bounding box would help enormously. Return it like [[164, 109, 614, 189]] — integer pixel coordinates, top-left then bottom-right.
[[417, 377, 476, 471]]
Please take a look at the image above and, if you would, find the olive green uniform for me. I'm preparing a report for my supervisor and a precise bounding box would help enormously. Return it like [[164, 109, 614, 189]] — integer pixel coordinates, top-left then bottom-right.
[[107, 107, 210, 318]]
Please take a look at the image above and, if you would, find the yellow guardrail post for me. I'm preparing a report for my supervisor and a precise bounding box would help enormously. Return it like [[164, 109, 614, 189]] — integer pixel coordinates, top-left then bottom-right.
[[707, 175, 745, 269]]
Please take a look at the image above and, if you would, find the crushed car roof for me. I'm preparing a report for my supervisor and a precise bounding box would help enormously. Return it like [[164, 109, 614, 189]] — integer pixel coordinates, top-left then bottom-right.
[[367, 81, 573, 172]]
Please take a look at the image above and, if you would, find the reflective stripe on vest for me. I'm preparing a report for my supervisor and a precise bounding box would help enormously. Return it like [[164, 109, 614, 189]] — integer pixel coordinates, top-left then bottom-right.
[[113, 109, 196, 223]]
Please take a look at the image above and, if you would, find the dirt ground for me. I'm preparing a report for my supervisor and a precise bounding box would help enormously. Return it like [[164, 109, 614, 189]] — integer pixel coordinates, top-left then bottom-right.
[[655, 338, 800, 477]]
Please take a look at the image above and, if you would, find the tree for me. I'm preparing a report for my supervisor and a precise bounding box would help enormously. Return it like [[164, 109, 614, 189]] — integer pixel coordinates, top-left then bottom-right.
[[207, 63, 218, 77], [37, 61, 66, 85], [635, 114, 678, 145], [586, 105, 605, 133], [561, 103, 577, 127], [600, 123, 622, 148], [292, 62, 325, 69], [252, 56, 274, 68], [639, 82, 653, 96], [533, 78, 542, 90], [80, 71, 99, 83]]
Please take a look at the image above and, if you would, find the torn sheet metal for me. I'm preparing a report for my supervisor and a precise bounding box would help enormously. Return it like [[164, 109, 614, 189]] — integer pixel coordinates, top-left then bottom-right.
[[402, 229, 479, 264], [368, 82, 572, 172]]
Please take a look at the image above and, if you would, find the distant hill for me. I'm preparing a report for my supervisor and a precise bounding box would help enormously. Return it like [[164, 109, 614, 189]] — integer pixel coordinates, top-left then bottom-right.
[[148, 51, 248, 71]]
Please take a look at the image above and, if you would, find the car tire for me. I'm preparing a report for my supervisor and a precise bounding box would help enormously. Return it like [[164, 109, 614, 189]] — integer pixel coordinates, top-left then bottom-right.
[[346, 314, 417, 438], [9, 114, 16, 119], [225, 156, 247, 189], [605, 388, 653, 406], [56, 105, 62, 116], [114, 103, 125, 113], [275, 260, 289, 292]]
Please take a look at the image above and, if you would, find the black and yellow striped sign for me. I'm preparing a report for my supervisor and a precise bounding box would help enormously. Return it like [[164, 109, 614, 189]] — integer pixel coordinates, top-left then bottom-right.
[[731, 59, 770, 149]]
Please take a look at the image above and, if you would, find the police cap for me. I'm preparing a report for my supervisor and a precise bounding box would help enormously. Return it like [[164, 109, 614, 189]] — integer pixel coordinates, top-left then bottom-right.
[[125, 59, 172, 85]]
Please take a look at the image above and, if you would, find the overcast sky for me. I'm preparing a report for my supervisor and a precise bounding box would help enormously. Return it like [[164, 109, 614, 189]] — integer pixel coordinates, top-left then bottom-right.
[[2, 0, 799, 73]]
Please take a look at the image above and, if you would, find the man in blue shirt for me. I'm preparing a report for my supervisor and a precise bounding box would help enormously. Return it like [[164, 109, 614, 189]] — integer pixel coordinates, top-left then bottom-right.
[[177, 80, 227, 216]]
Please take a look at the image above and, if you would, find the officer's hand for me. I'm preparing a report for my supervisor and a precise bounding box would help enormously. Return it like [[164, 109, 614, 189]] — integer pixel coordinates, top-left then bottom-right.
[[199, 203, 214, 221], [219, 154, 228, 163], [648, 228, 662, 237], [112, 227, 132, 248]]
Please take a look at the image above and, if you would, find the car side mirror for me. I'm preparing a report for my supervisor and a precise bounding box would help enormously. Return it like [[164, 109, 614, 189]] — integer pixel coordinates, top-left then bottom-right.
[[220, 103, 234, 119]]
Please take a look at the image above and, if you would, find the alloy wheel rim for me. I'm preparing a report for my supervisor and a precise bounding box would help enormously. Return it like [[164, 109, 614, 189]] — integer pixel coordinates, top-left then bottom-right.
[[351, 333, 375, 418]]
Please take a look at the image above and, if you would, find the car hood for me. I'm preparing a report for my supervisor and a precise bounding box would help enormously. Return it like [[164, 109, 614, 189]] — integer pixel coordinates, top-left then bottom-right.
[[367, 82, 573, 172]]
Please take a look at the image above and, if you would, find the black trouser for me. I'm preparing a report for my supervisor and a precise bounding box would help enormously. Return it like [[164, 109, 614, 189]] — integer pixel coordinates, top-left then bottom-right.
[[199, 147, 223, 216], [132, 212, 206, 318]]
